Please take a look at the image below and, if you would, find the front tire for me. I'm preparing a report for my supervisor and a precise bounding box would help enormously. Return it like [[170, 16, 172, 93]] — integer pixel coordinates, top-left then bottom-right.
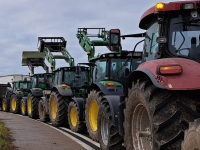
[[68, 101, 85, 132], [38, 99, 49, 122], [49, 91, 68, 127], [21, 98, 27, 116], [27, 93, 39, 119], [2, 98, 10, 112], [98, 98, 124, 150], [124, 80, 196, 150], [182, 119, 200, 150], [10, 94, 20, 114], [85, 90, 103, 141]]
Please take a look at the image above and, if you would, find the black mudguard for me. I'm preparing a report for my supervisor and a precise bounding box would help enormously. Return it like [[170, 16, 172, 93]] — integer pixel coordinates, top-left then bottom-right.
[[15, 94, 24, 98], [30, 89, 43, 97], [90, 82, 124, 96], [52, 86, 73, 97], [13, 91, 24, 99], [71, 97, 86, 121], [102, 95, 125, 126], [103, 95, 125, 136]]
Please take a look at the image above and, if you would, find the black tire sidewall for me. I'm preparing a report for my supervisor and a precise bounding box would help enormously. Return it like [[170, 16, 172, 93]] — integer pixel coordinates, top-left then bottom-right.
[[98, 106, 111, 150], [125, 88, 153, 150], [10, 94, 20, 114], [68, 101, 79, 132], [21, 98, 27, 116]]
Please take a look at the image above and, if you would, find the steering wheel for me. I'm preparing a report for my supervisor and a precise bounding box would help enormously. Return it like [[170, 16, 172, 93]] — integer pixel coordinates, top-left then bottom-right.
[[178, 48, 190, 56]]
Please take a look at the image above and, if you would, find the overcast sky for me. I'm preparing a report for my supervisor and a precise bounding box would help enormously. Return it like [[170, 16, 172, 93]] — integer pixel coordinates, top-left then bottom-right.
[[0, 0, 182, 76]]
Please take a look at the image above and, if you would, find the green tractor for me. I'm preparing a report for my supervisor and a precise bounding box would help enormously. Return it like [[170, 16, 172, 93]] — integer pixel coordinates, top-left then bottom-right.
[[75, 28, 142, 141], [10, 79, 31, 114], [2, 78, 32, 114], [22, 51, 51, 118], [37, 37, 90, 128]]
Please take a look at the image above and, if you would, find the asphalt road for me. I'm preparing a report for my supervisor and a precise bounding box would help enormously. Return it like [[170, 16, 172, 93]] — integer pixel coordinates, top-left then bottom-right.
[[0, 111, 87, 150]]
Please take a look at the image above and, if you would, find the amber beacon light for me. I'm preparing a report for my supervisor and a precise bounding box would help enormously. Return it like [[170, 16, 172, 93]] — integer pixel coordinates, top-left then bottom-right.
[[155, 2, 165, 11]]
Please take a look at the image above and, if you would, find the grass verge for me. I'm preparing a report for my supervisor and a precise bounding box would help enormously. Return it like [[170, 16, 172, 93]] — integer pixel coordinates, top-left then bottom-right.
[[0, 120, 17, 150]]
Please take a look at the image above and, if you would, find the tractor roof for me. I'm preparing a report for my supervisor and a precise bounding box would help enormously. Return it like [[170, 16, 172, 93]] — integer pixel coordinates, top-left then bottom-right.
[[139, 0, 199, 29], [89, 51, 142, 62]]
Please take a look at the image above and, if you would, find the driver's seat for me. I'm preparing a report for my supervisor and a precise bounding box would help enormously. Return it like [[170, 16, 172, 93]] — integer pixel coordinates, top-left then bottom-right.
[[189, 37, 200, 60]]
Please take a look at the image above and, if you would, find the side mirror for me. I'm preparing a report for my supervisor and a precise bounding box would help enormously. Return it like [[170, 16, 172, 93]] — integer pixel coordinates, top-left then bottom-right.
[[109, 29, 121, 46], [156, 36, 167, 44], [7, 82, 11, 88]]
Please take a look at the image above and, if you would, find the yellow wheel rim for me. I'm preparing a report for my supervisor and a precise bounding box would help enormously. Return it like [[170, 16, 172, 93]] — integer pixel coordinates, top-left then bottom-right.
[[11, 97, 17, 111], [21, 101, 25, 114], [70, 107, 78, 127], [2, 101, 6, 111], [50, 98, 57, 120], [89, 100, 98, 131], [27, 97, 32, 114]]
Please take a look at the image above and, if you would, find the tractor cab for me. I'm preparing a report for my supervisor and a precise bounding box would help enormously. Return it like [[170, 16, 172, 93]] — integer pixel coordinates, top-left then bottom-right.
[[90, 51, 142, 85], [53, 66, 89, 96], [12, 79, 31, 96], [31, 73, 52, 90], [138, 1, 200, 62]]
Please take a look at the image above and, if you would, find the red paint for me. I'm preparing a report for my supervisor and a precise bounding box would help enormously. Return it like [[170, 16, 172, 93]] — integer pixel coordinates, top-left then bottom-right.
[[139, 0, 199, 29], [137, 58, 200, 90], [110, 29, 120, 33]]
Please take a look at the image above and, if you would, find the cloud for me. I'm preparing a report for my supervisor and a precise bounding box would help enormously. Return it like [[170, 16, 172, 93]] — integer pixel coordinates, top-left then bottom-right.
[[0, 0, 183, 76]]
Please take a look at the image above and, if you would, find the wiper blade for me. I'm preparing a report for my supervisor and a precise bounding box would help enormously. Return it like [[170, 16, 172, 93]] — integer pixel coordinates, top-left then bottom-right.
[[174, 19, 200, 24]]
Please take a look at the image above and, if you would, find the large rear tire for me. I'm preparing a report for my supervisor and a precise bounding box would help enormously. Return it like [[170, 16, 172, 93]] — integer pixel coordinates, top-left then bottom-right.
[[124, 80, 196, 150], [49, 91, 69, 127], [38, 99, 49, 122], [68, 101, 86, 132], [27, 93, 39, 119], [2, 98, 10, 112], [85, 90, 103, 141], [182, 119, 200, 150], [98, 98, 124, 150], [21, 98, 27, 116], [10, 94, 20, 114]]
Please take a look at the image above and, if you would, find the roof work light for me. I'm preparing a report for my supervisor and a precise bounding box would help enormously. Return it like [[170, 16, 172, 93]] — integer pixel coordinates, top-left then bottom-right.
[[155, 2, 165, 11], [181, 3, 194, 9]]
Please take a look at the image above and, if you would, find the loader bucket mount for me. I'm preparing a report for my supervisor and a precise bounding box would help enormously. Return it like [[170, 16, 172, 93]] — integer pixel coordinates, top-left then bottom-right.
[[22, 51, 49, 74], [38, 37, 67, 52]]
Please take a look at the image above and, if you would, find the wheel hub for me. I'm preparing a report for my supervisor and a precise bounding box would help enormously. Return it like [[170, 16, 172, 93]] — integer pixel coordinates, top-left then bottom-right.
[[21, 102, 25, 114], [132, 103, 152, 150], [27, 97, 32, 114], [11, 97, 17, 111], [50, 98, 57, 120], [89, 100, 98, 131], [101, 115, 109, 145], [70, 108, 78, 127], [2, 101, 6, 111]]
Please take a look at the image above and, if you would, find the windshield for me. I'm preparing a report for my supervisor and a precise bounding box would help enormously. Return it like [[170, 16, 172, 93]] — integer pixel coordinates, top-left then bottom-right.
[[63, 70, 88, 87], [110, 58, 141, 82], [93, 59, 106, 82], [168, 12, 200, 61], [20, 82, 31, 89], [31, 76, 37, 88]]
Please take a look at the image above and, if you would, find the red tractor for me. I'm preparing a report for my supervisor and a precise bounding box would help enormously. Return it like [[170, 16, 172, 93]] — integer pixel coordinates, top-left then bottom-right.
[[98, 1, 200, 150]]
